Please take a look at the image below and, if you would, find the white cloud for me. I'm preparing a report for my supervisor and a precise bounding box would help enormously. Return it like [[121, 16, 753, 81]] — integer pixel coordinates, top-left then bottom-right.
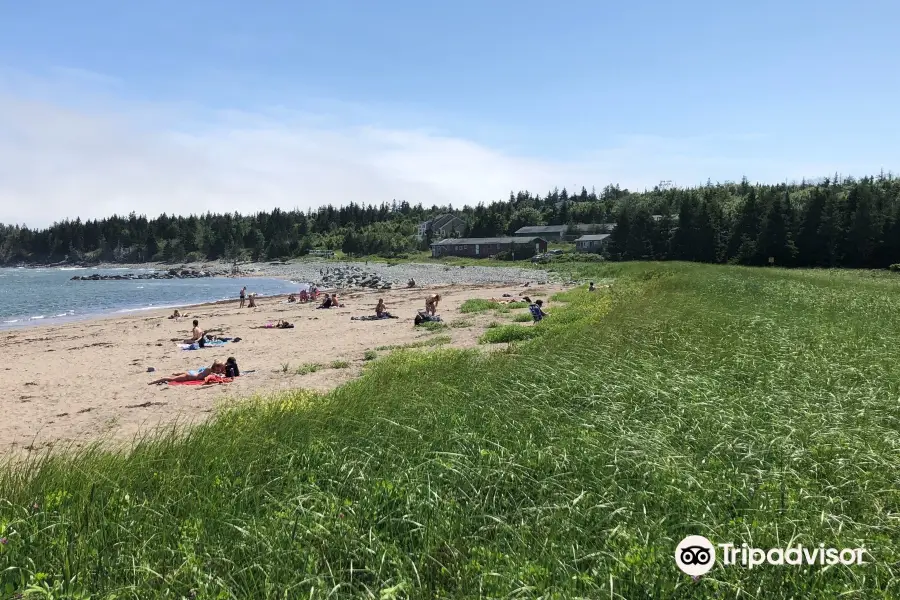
[[0, 71, 871, 228]]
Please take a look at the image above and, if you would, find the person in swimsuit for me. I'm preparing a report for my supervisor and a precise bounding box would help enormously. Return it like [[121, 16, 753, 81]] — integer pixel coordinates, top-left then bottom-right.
[[184, 319, 204, 344], [425, 294, 441, 316], [239, 286, 247, 308], [148, 360, 226, 385]]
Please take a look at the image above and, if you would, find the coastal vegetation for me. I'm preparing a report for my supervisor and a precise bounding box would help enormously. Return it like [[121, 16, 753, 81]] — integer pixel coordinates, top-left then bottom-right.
[[1, 261, 898, 597], [2, 174, 900, 269]]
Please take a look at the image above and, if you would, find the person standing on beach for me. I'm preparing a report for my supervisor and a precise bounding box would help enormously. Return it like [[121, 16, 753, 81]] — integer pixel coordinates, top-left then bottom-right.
[[239, 286, 247, 308]]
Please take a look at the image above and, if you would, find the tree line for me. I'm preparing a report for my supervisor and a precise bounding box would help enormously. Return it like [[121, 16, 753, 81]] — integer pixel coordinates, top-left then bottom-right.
[[1, 174, 899, 269]]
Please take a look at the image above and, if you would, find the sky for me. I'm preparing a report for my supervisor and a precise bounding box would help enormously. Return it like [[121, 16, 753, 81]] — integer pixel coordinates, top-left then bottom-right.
[[1, 0, 899, 227]]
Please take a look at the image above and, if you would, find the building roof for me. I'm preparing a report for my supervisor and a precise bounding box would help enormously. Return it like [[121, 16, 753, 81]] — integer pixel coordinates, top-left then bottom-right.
[[575, 234, 611, 242], [431, 236, 545, 246], [514, 225, 568, 235], [515, 223, 614, 235]]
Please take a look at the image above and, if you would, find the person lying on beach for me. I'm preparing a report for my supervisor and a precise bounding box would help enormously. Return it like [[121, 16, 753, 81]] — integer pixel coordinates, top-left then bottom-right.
[[425, 294, 441, 316], [276, 320, 294, 329], [148, 359, 226, 385], [414, 310, 442, 325], [184, 319, 205, 345]]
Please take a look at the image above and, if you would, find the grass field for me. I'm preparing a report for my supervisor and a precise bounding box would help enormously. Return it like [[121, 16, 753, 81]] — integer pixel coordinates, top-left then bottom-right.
[[2, 262, 899, 598]]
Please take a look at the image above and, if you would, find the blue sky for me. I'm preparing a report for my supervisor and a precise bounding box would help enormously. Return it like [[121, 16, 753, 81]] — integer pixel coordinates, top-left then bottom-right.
[[1, 0, 898, 225]]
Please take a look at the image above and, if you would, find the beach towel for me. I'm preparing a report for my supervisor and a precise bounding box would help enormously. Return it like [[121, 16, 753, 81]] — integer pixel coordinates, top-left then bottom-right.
[[351, 313, 397, 321], [168, 375, 234, 386], [180, 339, 228, 350]]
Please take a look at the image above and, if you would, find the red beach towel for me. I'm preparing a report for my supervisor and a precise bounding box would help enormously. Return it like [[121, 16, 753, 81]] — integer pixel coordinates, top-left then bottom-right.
[[169, 375, 234, 386]]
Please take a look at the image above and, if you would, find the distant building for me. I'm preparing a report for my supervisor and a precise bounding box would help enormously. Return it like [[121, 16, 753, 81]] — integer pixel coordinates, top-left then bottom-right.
[[575, 234, 611, 254], [514, 223, 613, 241], [417, 214, 467, 241], [430, 237, 547, 259]]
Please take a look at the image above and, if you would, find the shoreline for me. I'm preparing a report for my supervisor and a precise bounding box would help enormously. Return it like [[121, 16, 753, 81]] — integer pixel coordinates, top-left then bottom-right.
[[1, 261, 557, 331]]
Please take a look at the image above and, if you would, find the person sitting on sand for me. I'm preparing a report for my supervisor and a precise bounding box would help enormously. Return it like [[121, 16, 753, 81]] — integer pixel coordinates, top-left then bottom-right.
[[299, 289, 309, 303], [425, 294, 441, 316], [589, 281, 595, 292], [168, 309, 184, 320], [148, 360, 226, 385], [529, 299, 548, 323], [247, 293, 257, 308], [225, 357, 240, 378], [184, 319, 204, 344], [287, 293, 296, 303], [375, 298, 386, 318], [331, 293, 343, 308], [317, 294, 333, 309], [407, 278, 416, 288]]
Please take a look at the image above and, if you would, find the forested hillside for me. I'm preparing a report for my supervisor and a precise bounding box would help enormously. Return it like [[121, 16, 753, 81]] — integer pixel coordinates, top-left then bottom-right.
[[2, 174, 899, 268]]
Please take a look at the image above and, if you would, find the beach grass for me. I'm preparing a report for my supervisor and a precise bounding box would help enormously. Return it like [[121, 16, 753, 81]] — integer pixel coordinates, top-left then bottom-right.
[[479, 323, 540, 344], [1, 262, 899, 598], [459, 299, 529, 314], [295, 362, 322, 375]]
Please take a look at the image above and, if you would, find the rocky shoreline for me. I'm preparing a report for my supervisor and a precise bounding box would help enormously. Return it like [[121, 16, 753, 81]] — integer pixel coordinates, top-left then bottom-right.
[[70, 268, 234, 281], [56, 259, 558, 288]]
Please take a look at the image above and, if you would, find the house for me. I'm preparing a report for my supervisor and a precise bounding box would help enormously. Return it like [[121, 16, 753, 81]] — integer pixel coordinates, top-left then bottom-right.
[[575, 234, 611, 254], [514, 223, 613, 241], [417, 214, 467, 241], [430, 237, 547, 259]]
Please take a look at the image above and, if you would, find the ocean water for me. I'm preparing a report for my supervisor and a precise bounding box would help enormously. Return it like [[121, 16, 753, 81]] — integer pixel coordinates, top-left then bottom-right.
[[0, 267, 305, 329]]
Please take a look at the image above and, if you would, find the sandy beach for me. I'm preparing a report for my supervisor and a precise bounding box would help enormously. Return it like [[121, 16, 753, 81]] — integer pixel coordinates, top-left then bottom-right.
[[1, 281, 565, 457]]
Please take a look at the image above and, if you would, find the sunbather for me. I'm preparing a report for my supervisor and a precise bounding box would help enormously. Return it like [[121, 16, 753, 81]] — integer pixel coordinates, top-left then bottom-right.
[[317, 294, 333, 309], [183, 319, 205, 345], [148, 360, 226, 385]]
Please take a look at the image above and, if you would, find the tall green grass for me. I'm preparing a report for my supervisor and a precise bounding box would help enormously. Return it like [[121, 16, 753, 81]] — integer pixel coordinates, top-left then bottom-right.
[[1, 263, 899, 598]]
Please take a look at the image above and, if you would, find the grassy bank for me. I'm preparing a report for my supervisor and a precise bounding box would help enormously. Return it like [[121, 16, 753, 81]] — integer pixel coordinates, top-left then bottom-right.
[[2, 263, 899, 598]]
